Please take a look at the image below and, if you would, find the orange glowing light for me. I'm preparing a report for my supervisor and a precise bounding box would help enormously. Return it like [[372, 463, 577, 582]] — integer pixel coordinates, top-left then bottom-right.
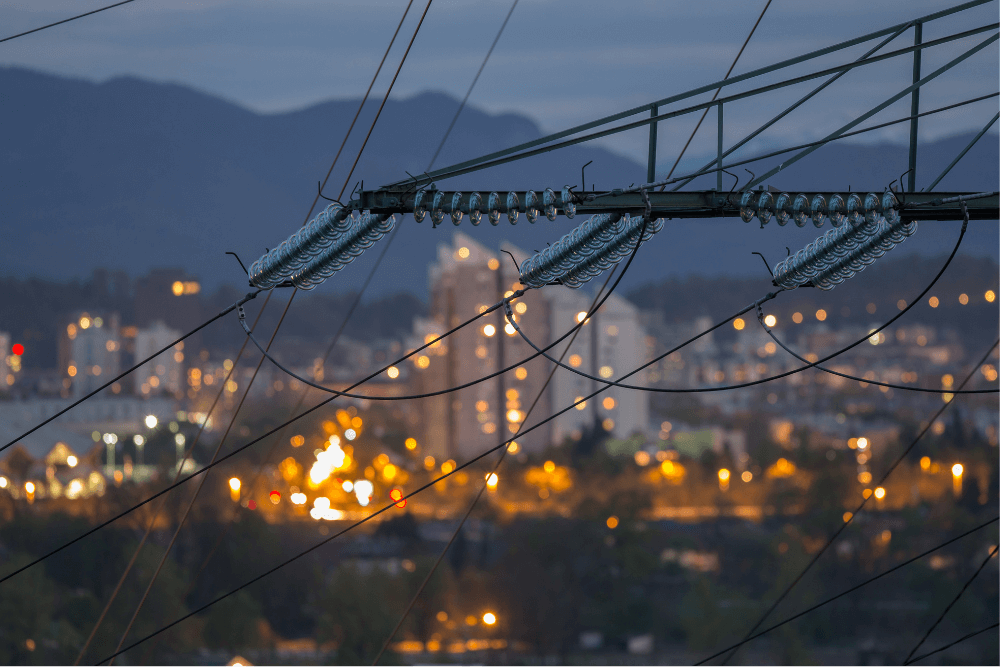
[[390, 488, 407, 508]]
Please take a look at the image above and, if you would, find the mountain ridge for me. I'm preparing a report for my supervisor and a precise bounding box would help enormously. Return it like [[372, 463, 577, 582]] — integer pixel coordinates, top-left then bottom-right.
[[2, 66, 996, 299]]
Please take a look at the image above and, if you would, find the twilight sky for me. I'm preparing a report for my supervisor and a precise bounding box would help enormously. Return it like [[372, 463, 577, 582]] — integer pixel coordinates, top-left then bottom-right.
[[2, 0, 997, 165]]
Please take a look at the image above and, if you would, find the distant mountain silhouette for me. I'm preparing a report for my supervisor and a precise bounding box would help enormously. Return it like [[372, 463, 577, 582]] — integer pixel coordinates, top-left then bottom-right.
[[2, 66, 996, 299]]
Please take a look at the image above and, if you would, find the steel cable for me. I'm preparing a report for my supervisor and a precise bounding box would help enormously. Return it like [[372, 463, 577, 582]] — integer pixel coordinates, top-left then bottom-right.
[[903, 545, 999, 664], [707, 335, 1000, 665], [691, 517, 999, 664]]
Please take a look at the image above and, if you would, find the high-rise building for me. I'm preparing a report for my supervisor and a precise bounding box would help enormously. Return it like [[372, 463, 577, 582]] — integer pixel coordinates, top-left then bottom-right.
[[134, 321, 184, 397], [58, 312, 122, 398], [545, 288, 649, 444], [412, 232, 649, 461]]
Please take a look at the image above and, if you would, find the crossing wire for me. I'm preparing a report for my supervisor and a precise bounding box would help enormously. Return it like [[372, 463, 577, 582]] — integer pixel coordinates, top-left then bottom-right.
[[1, 290, 262, 454], [508, 210, 975, 396], [105, 1, 432, 661], [426, 0, 519, 171], [0, 0, 139, 44], [73, 290, 276, 664], [108, 292, 297, 664], [76, 1, 422, 657], [372, 218, 646, 664], [5, 84, 979, 605], [189, 3, 515, 652], [658, 0, 773, 187], [95, 213, 961, 663], [708, 333, 1000, 665], [138, 223, 403, 664], [907, 622, 1000, 664], [652, 92, 999, 192], [689, 517, 999, 663], [903, 545, 999, 663], [18, 198, 970, 601], [758, 316, 995, 394], [386, 1, 993, 189]]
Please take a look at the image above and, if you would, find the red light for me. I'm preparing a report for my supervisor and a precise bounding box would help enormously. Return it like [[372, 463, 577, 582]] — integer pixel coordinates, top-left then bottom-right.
[[269, 490, 281, 504], [247, 499, 257, 510], [11, 344, 23, 356], [389, 488, 406, 508]]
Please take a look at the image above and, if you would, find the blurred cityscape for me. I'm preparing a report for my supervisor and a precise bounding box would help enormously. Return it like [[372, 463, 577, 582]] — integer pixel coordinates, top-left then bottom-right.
[[0, 236, 997, 665]]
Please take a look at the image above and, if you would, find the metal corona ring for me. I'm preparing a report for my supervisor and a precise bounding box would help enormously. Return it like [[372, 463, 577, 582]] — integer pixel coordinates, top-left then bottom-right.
[[248, 203, 352, 289], [518, 212, 663, 289]]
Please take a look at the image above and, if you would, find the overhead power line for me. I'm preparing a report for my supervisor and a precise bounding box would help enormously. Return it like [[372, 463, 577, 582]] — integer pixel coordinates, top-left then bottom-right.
[[95, 209, 976, 662], [373, 217, 647, 664], [1, 289, 263, 455], [903, 545, 1000, 664], [0, 0, 140, 44], [906, 622, 1000, 664], [669, 20, 916, 191], [692, 516, 999, 663], [760, 318, 994, 394], [710, 331, 1000, 664], [108, 292, 298, 664], [15, 201, 978, 595], [509, 212, 978, 395], [426, 0, 519, 171], [73, 291, 276, 664], [659, 0, 773, 186], [105, 3, 431, 660], [387, 0, 992, 189]]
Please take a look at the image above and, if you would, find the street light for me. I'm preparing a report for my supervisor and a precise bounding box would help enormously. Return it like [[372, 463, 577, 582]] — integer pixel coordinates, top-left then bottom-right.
[[229, 477, 241, 502], [951, 463, 963, 498], [483, 612, 497, 626]]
